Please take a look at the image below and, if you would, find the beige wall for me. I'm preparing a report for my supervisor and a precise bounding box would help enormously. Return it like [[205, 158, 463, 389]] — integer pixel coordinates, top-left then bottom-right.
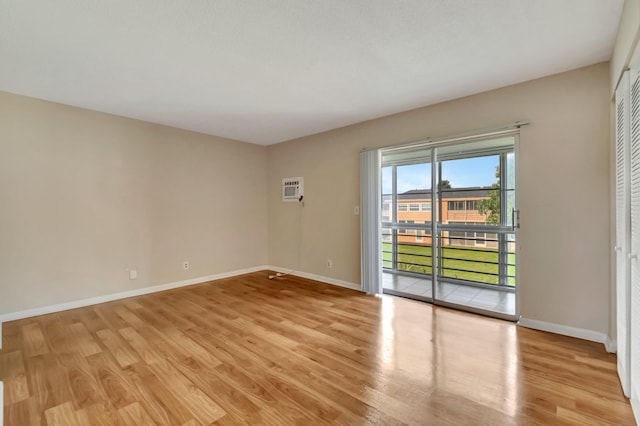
[[268, 63, 611, 334], [0, 63, 612, 335], [0, 91, 268, 315]]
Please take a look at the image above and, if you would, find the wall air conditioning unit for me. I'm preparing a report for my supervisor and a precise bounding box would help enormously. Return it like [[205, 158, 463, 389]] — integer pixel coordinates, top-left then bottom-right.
[[282, 177, 303, 202]]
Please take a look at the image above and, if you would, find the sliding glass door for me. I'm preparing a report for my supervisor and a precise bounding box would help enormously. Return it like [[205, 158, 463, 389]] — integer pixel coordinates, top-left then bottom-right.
[[381, 135, 518, 319]]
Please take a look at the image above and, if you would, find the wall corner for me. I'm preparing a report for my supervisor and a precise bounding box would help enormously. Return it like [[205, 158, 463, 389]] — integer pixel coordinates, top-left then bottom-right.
[[605, 335, 618, 353]]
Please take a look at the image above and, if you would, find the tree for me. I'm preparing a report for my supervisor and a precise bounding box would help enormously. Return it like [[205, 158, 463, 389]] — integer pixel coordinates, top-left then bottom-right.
[[439, 179, 452, 189], [478, 166, 500, 224]]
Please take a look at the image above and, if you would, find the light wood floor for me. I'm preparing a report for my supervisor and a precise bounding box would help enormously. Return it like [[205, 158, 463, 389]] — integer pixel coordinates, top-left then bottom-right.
[[0, 272, 635, 425]]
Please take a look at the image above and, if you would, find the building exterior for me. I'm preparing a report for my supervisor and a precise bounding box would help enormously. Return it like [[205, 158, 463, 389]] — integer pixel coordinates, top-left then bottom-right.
[[383, 187, 499, 248]]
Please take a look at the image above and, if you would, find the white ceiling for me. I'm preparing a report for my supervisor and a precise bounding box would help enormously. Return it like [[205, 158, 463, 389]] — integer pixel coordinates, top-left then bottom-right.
[[0, 1, 623, 145]]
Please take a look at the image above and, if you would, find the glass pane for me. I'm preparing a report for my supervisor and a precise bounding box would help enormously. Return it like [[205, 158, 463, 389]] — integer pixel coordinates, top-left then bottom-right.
[[397, 163, 431, 192], [506, 232, 516, 287], [397, 235, 432, 275], [506, 190, 515, 227], [382, 166, 393, 195], [397, 162, 432, 228], [382, 146, 432, 165], [438, 155, 501, 226], [506, 152, 515, 190], [382, 228, 393, 269], [382, 195, 392, 222], [435, 136, 515, 161], [505, 152, 516, 227], [382, 166, 393, 222], [438, 231, 500, 285]]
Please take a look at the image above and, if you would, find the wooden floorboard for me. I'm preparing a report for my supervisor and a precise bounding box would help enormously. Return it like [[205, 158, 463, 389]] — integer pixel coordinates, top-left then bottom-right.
[[0, 271, 635, 425]]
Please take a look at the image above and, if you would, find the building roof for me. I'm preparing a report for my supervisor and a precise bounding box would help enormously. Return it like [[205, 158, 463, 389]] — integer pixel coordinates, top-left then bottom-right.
[[397, 187, 490, 200]]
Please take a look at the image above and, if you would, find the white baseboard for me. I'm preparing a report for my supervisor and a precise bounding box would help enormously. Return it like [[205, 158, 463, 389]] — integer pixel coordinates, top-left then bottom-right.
[[0, 266, 269, 323], [605, 336, 617, 353], [632, 397, 639, 426], [517, 317, 609, 345], [267, 266, 362, 292]]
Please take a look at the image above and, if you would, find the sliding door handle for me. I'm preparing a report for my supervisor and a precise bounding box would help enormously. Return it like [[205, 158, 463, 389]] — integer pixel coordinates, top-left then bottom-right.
[[615, 246, 622, 252], [629, 253, 637, 260], [511, 208, 520, 230]]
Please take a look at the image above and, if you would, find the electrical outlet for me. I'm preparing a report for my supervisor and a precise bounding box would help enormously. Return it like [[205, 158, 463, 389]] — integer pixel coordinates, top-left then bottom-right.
[[327, 259, 333, 269], [183, 261, 190, 270]]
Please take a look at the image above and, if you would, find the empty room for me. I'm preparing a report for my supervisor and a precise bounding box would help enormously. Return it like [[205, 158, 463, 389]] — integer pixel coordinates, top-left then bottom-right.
[[1, 1, 639, 425]]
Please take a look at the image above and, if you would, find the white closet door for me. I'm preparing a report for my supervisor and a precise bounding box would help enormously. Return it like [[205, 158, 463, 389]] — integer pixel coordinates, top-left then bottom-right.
[[616, 71, 631, 398], [629, 66, 640, 409]]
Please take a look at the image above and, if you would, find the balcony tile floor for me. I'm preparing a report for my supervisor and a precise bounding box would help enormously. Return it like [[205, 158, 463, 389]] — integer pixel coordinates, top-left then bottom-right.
[[382, 272, 515, 316]]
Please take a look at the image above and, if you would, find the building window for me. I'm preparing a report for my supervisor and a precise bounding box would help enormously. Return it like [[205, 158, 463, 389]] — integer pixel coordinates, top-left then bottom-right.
[[398, 220, 414, 234], [398, 204, 408, 212], [409, 203, 420, 211], [466, 200, 480, 211], [421, 202, 432, 211], [382, 203, 391, 221], [448, 201, 465, 210]]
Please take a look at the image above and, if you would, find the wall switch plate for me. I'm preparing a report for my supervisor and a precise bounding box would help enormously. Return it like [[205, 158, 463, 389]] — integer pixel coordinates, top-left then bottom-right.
[[129, 269, 138, 280], [354, 206, 360, 215]]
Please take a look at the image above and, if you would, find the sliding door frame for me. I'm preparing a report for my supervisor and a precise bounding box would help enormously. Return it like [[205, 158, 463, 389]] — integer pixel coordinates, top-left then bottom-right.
[[380, 130, 521, 321]]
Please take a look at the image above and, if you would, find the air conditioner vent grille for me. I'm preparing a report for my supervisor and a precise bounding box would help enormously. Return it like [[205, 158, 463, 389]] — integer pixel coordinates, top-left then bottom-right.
[[282, 177, 303, 202]]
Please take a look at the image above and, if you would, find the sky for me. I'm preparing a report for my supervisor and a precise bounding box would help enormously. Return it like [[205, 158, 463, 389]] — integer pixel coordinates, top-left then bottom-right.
[[382, 155, 499, 194]]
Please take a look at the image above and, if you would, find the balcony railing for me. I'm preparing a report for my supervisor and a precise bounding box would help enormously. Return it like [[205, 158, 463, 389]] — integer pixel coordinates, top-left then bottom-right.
[[382, 226, 516, 289]]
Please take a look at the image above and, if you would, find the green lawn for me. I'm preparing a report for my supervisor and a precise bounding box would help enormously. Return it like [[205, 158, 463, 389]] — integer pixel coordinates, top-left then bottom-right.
[[382, 242, 516, 286]]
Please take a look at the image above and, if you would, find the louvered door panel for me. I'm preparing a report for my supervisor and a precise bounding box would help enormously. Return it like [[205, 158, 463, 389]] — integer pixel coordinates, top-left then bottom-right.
[[616, 71, 631, 397], [629, 67, 640, 408]]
